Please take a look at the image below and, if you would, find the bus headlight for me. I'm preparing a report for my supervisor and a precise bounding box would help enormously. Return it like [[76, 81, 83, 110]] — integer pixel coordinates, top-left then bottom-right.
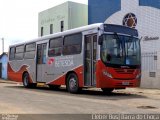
[[103, 71, 113, 78]]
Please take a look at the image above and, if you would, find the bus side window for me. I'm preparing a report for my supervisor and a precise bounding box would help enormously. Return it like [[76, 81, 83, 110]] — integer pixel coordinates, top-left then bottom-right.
[[9, 47, 15, 60], [37, 45, 42, 64], [42, 44, 47, 64], [15, 45, 24, 60], [24, 43, 36, 59], [63, 33, 82, 55], [48, 37, 63, 57]]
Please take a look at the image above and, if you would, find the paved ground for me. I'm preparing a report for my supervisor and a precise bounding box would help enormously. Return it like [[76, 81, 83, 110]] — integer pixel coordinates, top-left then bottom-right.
[[0, 79, 160, 119]]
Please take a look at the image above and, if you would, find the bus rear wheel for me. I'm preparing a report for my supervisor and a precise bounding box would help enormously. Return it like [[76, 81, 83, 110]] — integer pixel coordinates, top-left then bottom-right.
[[23, 72, 36, 88], [101, 88, 114, 93], [67, 73, 79, 93]]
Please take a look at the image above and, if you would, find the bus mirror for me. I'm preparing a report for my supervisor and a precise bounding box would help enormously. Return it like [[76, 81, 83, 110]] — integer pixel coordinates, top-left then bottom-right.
[[98, 35, 103, 45]]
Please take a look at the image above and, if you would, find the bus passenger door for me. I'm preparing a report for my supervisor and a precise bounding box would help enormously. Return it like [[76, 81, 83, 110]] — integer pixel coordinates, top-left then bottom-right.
[[36, 43, 47, 82], [84, 34, 97, 86]]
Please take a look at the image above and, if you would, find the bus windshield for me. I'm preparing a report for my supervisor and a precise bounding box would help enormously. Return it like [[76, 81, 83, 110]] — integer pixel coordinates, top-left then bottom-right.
[[101, 34, 140, 66]]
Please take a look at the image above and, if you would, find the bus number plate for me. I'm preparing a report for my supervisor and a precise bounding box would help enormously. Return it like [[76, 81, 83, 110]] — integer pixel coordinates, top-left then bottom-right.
[[122, 82, 129, 85]]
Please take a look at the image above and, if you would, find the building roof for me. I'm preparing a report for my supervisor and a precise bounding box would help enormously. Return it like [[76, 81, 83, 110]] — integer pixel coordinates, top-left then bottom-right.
[[0, 52, 8, 59]]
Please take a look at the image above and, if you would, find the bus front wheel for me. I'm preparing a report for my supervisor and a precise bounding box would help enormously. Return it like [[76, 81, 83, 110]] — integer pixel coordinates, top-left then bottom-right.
[[67, 73, 79, 93]]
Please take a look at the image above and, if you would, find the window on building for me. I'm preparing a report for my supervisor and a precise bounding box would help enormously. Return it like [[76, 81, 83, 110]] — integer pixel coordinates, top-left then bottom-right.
[[61, 21, 64, 32], [15, 45, 24, 60], [9, 47, 15, 60], [48, 37, 63, 57], [50, 24, 53, 34], [24, 43, 36, 59], [63, 33, 82, 55], [149, 72, 156, 77], [41, 27, 43, 36]]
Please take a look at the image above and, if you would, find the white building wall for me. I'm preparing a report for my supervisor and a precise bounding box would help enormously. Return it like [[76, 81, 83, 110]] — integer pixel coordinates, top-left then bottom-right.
[[38, 1, 88, 37]]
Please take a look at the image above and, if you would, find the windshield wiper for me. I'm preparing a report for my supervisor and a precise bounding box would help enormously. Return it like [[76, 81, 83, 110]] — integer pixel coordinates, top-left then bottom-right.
[[113, 32, 120, 41]]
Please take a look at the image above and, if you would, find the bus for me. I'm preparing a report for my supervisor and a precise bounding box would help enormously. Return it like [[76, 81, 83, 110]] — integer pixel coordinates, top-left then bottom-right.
[[8, 23, 141, 93]]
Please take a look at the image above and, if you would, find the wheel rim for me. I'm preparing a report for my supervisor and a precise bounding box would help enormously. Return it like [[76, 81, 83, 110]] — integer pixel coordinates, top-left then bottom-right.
[[24, 75, 28, 86], [69, 77, 77, 90]]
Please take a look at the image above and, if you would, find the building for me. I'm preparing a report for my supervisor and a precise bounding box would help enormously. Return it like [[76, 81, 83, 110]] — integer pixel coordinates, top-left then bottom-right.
[[88, 0, 160, 89], [38, 1, 88, 36], [0, 52, 8, 80]]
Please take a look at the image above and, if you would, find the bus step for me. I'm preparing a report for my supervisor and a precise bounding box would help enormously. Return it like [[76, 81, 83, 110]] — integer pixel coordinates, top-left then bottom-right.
[[37, 82, 46, 87]]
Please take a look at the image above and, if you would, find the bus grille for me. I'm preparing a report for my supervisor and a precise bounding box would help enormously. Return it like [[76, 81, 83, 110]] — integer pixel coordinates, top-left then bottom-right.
[[114, 68, 134, 74]]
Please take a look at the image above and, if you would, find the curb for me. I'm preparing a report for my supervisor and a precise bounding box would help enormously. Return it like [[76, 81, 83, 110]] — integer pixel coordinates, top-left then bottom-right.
[[0, 80, 19, 84]]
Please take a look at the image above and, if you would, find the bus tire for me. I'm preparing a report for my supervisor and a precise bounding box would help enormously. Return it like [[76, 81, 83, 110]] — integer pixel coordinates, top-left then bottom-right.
[[101, 88, 114, 93], [67, 73, 79, 93], [23, 72, 35, 88]]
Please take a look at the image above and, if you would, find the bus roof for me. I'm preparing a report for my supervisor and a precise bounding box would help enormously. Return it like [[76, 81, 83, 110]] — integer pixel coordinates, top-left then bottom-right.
[[9, 23, 103, 47], [9, 23, 138, 47], [104, 24, 138, 37]]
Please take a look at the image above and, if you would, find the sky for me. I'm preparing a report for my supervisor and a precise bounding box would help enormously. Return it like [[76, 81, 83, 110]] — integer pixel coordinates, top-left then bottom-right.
[[0, 0, 88, 54]]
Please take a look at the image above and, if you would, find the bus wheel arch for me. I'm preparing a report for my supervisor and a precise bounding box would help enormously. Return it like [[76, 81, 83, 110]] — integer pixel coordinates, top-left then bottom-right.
[[22, 71, 36, 88], [66, 71, 80, 93]]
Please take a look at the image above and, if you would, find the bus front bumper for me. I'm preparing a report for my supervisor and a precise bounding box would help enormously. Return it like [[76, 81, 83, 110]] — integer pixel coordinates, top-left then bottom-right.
[[98, 78, 141, 89]]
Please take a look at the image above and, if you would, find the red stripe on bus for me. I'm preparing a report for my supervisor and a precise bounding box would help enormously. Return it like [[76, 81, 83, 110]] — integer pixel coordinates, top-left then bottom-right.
[[47, 65, 84, 87], [7, 63, 33, 83]]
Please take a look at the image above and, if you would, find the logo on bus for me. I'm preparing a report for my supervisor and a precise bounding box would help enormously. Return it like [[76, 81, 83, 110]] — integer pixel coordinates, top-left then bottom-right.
[[48, 58, 54, 65], [54, 56, 74, 68], [123, 13, 137, 28]]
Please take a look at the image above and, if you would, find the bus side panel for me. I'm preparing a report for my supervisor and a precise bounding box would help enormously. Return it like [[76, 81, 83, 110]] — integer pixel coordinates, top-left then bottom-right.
[[49, 75, 66, 85], [46, 65, 84, 87], [8, 60, 36, 83], [46, 55, 84, 87], [8, 63, 23, 82], [96, 60, 103, 88], [74, 65, 83, 87]]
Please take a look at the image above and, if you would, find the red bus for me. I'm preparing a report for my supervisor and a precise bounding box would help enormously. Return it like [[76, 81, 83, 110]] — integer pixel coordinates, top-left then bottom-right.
[[8, 23, 141, 93]]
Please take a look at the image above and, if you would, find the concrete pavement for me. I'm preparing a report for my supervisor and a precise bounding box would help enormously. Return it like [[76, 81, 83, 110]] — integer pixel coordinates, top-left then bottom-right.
[[1, 78, 160, 96], [0, 79, 19, 84], [0, 80, 160, 114]]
